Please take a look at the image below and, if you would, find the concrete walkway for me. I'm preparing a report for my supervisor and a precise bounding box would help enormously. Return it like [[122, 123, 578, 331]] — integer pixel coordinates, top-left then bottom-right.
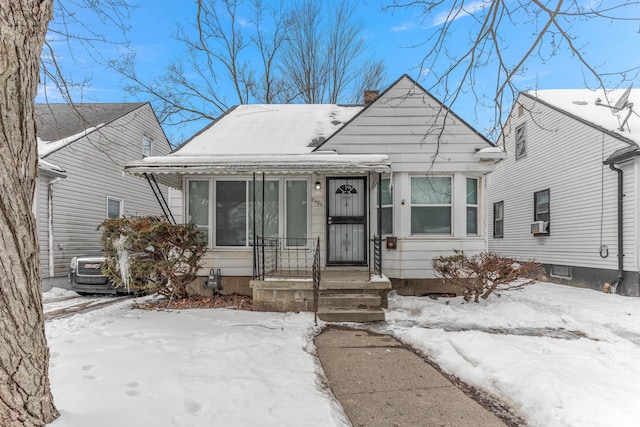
[[315, 327, 509, 427]]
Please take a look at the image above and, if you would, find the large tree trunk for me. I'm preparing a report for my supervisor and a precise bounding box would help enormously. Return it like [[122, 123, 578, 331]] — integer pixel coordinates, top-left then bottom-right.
[[0, 1, 58, 426]]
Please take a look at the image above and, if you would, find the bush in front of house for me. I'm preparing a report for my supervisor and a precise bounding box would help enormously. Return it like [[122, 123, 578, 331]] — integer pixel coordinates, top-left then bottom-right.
[[432, 252, 542, 303], [100, 216, 207, 299]]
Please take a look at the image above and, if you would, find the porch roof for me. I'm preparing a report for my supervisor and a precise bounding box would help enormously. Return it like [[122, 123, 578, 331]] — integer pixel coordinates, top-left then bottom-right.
[[125, 152, 391, 188]]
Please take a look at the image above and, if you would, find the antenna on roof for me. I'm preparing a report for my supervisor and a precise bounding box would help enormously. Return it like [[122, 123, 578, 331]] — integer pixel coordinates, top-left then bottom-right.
[[594, 85, 634, 131]]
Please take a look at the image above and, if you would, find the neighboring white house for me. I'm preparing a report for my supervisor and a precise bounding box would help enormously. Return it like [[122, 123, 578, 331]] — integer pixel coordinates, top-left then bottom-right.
[[125, 75, 502, 306], [488, 88, 640, 296], [36, 103, 173, 286]]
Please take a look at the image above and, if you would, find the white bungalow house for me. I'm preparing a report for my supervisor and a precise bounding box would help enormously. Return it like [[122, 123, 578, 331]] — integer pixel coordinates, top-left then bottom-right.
[[488, 88, 640, 296], [36, 103, 173, 288], [125, 75, 502, 319]]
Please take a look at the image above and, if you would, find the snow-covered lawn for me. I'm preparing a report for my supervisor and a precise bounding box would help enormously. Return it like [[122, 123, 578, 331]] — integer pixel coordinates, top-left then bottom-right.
[[45, 282, 640, 427]]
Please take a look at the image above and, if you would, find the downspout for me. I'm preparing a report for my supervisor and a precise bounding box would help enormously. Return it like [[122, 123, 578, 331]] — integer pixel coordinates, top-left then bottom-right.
[[609, 163, 624, 292], [48, 177, 63, 277]]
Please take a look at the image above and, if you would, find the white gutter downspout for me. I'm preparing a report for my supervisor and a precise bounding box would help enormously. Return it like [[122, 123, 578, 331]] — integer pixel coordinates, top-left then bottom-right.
[[48, 178, 62, 277]]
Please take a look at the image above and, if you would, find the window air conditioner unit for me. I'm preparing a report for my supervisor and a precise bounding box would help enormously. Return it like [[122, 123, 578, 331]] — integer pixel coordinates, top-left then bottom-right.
[[531, 221, 548, 234]]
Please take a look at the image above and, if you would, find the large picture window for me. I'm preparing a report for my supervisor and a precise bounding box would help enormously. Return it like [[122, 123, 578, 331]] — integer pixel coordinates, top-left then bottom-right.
[[411, 176, 451, 234], [466, 178, 478, 235], [188, 177, 309, 247]]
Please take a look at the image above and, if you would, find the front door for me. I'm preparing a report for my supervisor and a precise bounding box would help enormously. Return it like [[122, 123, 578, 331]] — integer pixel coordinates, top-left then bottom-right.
[[326, 177, 367, 265]]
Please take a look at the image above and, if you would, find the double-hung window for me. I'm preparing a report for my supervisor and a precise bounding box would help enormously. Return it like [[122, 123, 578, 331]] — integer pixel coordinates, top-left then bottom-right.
[[466, 178, 478, 235], [411, 176, 452, 234], [187, 180, 210, 244], [515, 124, 526, 160], [534, 189, 550, 234], [142, 135, 153, 158], [107, 197, 122, 219], [493, 201, 504, 238], [380, 177, 393, 235]]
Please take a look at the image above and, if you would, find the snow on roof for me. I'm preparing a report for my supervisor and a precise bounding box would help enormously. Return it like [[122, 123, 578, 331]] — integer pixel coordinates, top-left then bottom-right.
[[173, 104, 363, 156], [525, 88, 640, 144], [38, 158, 66, 176], [37, 124, 104, 157], [474, 145, 506, 160], [126, 152, 390, 176]]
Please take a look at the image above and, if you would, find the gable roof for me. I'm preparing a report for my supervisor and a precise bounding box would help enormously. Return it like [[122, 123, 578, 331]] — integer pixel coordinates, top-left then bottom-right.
[[521, 89, 640, 145], [315, 74, 494, 150], [173, 104, 363, 156], [36, 103, 147, 157]]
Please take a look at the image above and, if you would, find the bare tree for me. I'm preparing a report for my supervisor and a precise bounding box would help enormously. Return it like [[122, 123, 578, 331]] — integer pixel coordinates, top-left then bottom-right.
[[115, 0, 386, 138], [39, 0, 134, 104], [0, 2, 59, 426], [386, 1, 640, 139]]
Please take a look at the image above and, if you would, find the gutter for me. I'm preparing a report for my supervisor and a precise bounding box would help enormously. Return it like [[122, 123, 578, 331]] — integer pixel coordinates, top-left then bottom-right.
[[602, 143, 640, 293], [608, 164, 624, 292], [48, 177, 63, 277]]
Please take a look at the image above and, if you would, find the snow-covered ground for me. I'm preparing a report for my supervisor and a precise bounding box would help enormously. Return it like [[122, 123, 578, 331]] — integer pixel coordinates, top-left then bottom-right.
[[45, 282, 640, 427]]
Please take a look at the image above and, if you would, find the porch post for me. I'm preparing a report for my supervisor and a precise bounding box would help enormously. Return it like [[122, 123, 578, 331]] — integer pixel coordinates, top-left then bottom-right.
[[377, 172, 383, 277], [252, 172, 257, 278]]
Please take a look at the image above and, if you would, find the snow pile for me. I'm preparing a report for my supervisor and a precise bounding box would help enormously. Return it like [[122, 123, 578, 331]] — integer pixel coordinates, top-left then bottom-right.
[[45, 281, 640, 427], [46, 300, 349, 427], [381, 282, 640, 427]]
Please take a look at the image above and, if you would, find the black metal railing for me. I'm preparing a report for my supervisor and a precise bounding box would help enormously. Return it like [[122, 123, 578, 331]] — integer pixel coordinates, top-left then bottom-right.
[[255, 237, 316, 279], [312, 237, 321, 325], [373, 235, 382, 277]]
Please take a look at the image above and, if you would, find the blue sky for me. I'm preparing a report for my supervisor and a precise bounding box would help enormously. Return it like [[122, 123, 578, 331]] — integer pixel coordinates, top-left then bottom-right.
[[38, 1, 640, 143]]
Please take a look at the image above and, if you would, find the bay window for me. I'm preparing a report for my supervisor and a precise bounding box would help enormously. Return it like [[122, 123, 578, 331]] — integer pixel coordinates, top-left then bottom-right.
[[466, 178, 478, 235], [380, 177, 393, 235], [187, 177, 308, 247]]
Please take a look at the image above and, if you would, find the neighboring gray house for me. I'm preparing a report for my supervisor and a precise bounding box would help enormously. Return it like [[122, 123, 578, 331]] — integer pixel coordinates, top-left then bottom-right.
[[488, 88, 640, 296], [36, 103, 172, 286], [125, 75, 503, 319]]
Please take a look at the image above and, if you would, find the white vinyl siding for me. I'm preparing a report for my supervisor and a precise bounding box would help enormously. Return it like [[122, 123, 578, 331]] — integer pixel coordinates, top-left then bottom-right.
[[40, 104, 172, 277], [319, 76, 494, 279], [488, 93, 636, 272]]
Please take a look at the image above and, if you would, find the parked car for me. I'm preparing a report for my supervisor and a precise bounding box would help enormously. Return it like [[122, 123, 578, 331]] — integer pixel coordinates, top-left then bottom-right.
[[68, 254, 130, 295]]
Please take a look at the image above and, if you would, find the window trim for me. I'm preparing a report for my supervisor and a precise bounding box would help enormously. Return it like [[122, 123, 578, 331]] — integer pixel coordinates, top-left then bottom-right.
[[410, 175, 452, 235], [493, 201, 504, 238], [533, 188, 550, 235], [106, 196, 123, 219], [515, 124, 526, 160]]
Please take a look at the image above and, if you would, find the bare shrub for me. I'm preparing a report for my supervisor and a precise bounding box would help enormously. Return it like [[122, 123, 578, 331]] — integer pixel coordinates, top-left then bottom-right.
[[432, 252, 542, 303]]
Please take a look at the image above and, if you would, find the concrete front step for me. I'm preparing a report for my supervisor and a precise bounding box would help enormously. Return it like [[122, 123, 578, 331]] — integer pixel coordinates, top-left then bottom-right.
[[319, 293, 381, 310], [317, 307, 386, 323]]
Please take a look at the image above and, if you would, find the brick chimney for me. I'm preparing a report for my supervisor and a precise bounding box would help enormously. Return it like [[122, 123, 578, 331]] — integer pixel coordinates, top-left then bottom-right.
[[364, 90, 379, 105]]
